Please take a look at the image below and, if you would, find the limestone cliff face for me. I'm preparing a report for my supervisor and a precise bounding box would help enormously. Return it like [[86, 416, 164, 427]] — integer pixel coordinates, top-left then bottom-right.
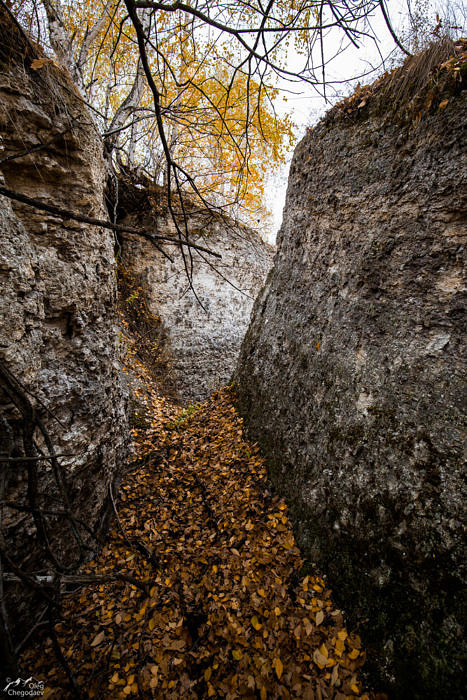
[[120, 205, 273, 403], [235, 57, 466, 697], [0, 12, 127, 562]]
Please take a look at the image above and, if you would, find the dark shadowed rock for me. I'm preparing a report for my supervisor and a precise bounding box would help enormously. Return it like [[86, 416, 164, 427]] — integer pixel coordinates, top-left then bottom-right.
[[235, 49, 466, 698]]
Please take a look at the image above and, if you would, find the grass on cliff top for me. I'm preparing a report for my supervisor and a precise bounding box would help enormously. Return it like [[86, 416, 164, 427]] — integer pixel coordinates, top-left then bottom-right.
[[321, 36, 466, 127], [21, 377, 382, 699]]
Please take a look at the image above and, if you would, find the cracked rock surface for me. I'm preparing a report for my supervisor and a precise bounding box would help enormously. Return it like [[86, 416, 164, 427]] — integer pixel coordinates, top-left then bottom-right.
[[0, 17, 127, 564], [236, 88, 466, 698]]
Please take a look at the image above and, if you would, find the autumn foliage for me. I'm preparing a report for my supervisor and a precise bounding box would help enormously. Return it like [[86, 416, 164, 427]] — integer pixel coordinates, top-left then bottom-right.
[[12, 0, 295, 219]]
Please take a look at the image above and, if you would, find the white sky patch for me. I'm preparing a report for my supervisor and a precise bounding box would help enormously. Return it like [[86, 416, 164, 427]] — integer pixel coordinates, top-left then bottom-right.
[[261, 0, 464, 243]]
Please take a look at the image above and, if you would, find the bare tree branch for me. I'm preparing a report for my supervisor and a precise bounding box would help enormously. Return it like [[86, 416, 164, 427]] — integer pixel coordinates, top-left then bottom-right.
[[0, 184, 221, 258]]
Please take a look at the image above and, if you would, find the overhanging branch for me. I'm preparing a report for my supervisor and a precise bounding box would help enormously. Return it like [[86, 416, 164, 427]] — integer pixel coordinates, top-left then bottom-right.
[[0, 184, 221, 259]]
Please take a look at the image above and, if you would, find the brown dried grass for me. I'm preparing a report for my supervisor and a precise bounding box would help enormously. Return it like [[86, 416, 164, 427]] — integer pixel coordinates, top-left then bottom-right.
[[381, 36, 456, 106], [323, 36, 465, 127]]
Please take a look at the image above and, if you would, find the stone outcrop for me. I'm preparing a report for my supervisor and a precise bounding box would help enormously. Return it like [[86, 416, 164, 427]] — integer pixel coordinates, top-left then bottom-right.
[[235, 47, 466, 698], [0, 8, 127, 572], [120, 193, 273, 403]]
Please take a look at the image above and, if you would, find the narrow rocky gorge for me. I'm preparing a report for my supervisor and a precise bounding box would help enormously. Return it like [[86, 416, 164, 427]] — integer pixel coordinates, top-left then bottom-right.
[[0, 7, 272, 668], [0, 7, 465, 698]]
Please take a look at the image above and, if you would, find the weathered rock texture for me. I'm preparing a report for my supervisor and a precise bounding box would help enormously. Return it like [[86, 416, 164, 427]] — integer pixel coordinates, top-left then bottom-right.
[[120, 195, 273, 403], [0, 10, 127, 569], [236, 51, 466, 698]]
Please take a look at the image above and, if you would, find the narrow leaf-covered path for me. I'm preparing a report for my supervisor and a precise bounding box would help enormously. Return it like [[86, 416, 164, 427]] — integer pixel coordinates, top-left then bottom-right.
[[23, 387, 374, 699]]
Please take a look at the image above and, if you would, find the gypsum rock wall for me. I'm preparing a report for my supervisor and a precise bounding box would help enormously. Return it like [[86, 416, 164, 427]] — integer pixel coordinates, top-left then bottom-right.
[[120, 207, 273, 403], [235, 70, 466, 698], [0, 10, 127, 574]]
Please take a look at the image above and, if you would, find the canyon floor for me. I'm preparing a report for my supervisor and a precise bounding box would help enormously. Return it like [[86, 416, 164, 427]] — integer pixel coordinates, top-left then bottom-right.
[[21, 383, 380, 699]]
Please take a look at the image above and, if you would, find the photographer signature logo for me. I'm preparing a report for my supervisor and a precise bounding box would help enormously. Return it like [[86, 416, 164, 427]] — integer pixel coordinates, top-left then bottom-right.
[[3, 677, 44, 696]]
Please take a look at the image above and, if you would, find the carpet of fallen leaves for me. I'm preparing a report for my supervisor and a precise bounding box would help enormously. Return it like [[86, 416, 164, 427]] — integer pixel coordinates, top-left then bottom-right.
[[22, 386, 377, 699]]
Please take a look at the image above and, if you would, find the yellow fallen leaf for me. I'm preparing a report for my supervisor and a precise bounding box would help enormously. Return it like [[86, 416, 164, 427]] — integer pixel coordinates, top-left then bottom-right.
[[338, 629, 347, 641], [258, 588, 266, 598], [319, 643, 328, 658], [274, 657, 283, 680], [335, 639, 345, 655], [331, 664, 339, 686], [208, 682, 215, 697], [90, 630, 105, 647], [204, 668, 212, 681], [111, 672, 120, 684], [30, 58, 52, 70], [303, 618, 312, 636], [348, 648, 360, 659], [316, 610, 324, 625], [251, 615, 262, 630], [260, 687, 267, 700], [232, 649, 243, 660], [313, 649, 328, 668], [439, 99, 449, 110], [351, 683, 360, 693], [274, 607, 282, 616]]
